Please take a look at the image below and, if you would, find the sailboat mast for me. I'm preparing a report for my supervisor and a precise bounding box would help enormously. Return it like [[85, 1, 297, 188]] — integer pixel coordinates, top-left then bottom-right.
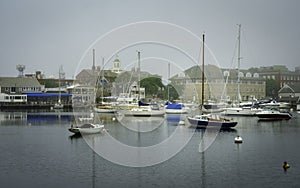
[[201, 33, 205, 108], [137, 51, 141, 101], [237, 24, 241, 102], [101, 57, 104, 104], [58, 65, 61, 103], [167, 63, 170, 102]]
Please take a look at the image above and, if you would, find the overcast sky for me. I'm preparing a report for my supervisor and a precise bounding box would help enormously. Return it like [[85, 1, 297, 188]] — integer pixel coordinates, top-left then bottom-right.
[[1, 0, 299, 79]]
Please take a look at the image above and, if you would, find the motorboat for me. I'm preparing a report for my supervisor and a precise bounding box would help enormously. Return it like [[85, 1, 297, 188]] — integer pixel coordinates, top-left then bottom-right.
[[93, 104, 117, 113], [202, 103, 225, 114], [68, 123, 104, 134], [256, 107, 292, 120], [165, 103, 189, 114], [187, 114, 238, 129], [223, 106, 262, 116], [123, 101, 165, 117], [259, 99, 290, 109]]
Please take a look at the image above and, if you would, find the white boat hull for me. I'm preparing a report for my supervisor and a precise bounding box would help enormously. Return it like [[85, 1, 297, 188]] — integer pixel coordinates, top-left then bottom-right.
[[93, 107, 117, 113], [223, 107, 262, 116], [68, 124, 104, 134], [123, 109, 165, 117], [165, 108, 188, 114]]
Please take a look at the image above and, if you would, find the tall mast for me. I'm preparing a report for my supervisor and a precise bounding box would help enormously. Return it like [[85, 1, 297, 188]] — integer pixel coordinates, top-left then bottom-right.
[[58, 65, 61, 103], [101, 57, 104, 103], [137, 51, 141, 101], [201, 33, 205, 108], [237, 24, 242, 102], [167, 63, 170, 102]]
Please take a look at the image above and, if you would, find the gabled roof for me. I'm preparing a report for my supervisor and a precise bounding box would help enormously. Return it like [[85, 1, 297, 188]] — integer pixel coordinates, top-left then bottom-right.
[[0, 77, 41, 87], [77, 69, 99, 77], [279, 83, 300, 93]]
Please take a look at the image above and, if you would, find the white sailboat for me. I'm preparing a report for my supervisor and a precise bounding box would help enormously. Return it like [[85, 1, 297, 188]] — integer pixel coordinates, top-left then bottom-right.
[[223, 24, 261, 116], [94, 57, 117, 113], [54, 66, 64, 109], [122, 51, 165, 117]]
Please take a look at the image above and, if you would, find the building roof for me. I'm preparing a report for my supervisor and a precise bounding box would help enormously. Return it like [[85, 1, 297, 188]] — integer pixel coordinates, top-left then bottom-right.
[[0, 77, 41, 87], [279, 83, 300, 93]]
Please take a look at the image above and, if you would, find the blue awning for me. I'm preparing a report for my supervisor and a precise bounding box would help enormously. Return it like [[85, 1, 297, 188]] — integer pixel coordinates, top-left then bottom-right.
[[23, 92, 72, 97]]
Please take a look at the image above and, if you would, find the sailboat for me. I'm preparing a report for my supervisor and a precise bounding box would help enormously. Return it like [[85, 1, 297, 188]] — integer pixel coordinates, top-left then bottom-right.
[[187, 34, 238, 129], [122, 51, 165, 117], [54, 66, 64, 109], [94, 56, 117, 113], [223, 24, 262, 116], [164, 63, 190, 114]]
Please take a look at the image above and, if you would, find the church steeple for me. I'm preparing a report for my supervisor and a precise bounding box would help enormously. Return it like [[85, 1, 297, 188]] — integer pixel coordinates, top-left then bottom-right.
[[111, 55, 122, 73]]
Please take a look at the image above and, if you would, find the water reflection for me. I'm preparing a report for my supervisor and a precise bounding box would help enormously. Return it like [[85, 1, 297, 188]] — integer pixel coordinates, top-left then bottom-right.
[[0, 111, 75, 126], [1, 111, 300, 187], [69, 133, 83, 140], [118, 116, 165, 132]]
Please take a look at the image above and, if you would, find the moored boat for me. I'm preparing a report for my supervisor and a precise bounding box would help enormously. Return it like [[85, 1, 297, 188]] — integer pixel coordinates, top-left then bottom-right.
[[256, 107, 292, 120], [187, 114, 237, 129], [94, 104, 117, 113], [165, 103, 189, 114], [223, 106, 262, 116], [187, 33, 238, 129], [123, 101, 165, 117], [68, 123, 104, 134]]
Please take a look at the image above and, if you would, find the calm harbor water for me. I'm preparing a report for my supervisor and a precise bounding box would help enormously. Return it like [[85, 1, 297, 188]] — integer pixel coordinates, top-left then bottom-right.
[[0, 110, 300, 188]]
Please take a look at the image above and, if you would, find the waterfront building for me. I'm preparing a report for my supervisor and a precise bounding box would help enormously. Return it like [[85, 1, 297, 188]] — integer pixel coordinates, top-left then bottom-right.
[[0, 76, 73, 108], [0, 77, 41, 104], [67, 84, 95, 107], [0, 77, 43, 94], [170, 65, 266, 103], [249, 65, 300, 98], [278, 83, 300, 109]]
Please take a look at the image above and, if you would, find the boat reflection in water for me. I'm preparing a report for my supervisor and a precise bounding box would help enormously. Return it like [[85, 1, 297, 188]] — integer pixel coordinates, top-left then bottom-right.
[[116, 115, 165, 133]]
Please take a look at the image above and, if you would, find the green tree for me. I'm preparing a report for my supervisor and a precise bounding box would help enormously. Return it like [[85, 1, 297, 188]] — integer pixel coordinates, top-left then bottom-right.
[[266, 79, 278, 98], [39, 79, 59, 88], [140, 77, 165, 99], [166, 84, 180, 101]]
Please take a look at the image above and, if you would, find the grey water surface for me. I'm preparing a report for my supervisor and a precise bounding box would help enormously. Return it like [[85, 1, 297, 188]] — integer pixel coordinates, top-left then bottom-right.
[[0, 111, 299, 188]]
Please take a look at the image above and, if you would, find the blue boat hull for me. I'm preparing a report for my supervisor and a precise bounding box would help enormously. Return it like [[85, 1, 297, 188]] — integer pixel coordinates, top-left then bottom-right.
[[187, 117, 237, 129]]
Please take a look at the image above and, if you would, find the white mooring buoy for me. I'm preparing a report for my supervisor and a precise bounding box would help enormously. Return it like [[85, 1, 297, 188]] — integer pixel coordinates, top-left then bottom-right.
[[234, 135, 243, 143]]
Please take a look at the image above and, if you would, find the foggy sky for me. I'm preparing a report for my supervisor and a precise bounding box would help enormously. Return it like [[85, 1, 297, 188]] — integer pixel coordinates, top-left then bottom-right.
[[1, 0, 299, 79]]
